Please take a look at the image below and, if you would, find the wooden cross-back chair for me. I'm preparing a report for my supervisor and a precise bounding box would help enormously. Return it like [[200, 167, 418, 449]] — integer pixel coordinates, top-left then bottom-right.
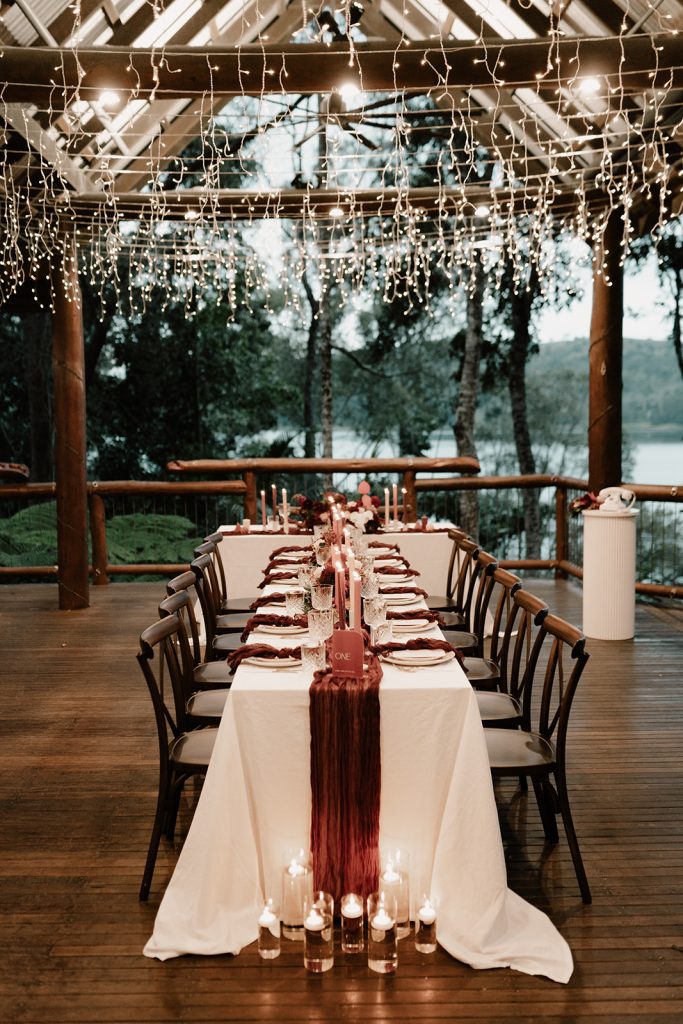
[[194, 541, 251, 632], [159, 589, 233, 711], [137, 614, 218, 901], [484, 598, 592, 904], [200, 532, 256, 613], [190, 554, 245, 657], [442, 548, 499, 656], [463, 566, 527, 698]]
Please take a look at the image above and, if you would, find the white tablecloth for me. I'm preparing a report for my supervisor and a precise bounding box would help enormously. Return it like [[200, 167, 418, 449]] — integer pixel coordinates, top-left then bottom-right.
[[215, 526, 454, 599], [144, 592, 573, 981]]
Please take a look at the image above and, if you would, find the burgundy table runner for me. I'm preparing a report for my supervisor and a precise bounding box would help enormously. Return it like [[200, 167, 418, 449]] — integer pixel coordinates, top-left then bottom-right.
[[309, 654, 382, 903]]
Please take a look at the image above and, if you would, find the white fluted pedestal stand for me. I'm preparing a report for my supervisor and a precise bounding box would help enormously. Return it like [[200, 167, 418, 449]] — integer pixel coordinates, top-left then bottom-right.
[[582, 509, 639, 640]]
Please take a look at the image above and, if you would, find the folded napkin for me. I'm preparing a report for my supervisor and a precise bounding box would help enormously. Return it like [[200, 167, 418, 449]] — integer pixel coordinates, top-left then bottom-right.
[[270, 544, 312, 557], [228, 643, 302, 671], [310, 653, 382, 902], [375, 565, 420, 576], [249, 592, 287, 610], [373, 553, 410, 565], [371, 637, 464, 667], [257, 570, 299, 589], [368, 541, 400, 551], [240, 613, 308, 642], [379, 585, 428, 598], [387, 609, 443, 624]]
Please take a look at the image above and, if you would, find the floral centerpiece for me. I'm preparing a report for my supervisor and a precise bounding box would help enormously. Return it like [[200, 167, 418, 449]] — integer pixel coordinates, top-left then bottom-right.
[[569, 491, 603, 515], [291, 483, 383, 533]]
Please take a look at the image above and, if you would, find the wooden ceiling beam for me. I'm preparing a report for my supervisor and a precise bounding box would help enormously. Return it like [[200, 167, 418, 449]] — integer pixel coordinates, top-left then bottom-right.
[[1, 34, 681, 104]]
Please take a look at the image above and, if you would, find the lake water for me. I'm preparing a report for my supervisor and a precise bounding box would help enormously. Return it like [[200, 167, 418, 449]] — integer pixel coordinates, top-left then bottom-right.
[[293, 430, 682, 486]]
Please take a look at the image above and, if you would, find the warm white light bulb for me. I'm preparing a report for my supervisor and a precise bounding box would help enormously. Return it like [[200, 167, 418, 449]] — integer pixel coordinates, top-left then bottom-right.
[[329, 206, 344, 219], [576, 77, 600, 96], [474, 204, 490, 219], [99, 89, 121, 109], [339, 82, 362, 104]]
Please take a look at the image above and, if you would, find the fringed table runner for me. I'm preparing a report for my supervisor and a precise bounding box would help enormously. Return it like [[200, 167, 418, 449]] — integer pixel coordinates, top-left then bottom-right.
[[309, 654, 382, 903]]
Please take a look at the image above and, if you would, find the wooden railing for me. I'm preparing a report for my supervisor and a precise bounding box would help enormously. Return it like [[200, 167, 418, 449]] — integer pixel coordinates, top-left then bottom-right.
[[0, 465, 680, 600]]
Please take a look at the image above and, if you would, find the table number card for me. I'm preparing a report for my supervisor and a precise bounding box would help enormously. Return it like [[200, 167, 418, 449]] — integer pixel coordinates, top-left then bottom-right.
[[329, 630, 365, 678]]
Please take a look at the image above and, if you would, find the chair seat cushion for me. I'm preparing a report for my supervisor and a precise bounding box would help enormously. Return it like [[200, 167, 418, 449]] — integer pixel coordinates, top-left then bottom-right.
[[213, 633, 243, 653], [220, 597, 258, 613], [462, 657, 501, 689], [193, 661, 233, 688], [484, 727, 555, 772], [170, 727, 218, 769], [476, 690, 521, 724], [187, 689, 230, 718]]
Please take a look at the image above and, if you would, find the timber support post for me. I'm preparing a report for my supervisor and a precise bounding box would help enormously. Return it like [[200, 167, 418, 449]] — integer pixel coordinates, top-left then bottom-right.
[[588, 212, 624, 494], [52, 242, 89, 609]]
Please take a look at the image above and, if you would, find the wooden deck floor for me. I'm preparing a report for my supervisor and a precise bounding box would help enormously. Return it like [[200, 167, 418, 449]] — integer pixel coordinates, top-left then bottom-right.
[[1, 579, 682, 1023]]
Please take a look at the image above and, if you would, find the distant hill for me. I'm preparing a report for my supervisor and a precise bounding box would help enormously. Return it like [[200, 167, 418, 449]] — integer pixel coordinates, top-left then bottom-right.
[[531, 337, 683, 441]]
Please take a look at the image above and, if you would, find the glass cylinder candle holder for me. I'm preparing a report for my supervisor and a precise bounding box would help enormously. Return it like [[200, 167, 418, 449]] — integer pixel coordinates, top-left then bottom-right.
[[367, 892, 398, 974], [281, 850, 313, 941], [303, 891, 334, 973], [341, 893, 364, 953], [258, 898, 281, 960], [414, 896, 437, 954], [379, 849, 410, 939]]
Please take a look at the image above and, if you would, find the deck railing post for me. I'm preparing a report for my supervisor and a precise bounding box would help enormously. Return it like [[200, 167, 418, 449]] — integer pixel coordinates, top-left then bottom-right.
[[89, 489, 109, 585], [243, 470, 258, 522], [555, 484, 568, 579]]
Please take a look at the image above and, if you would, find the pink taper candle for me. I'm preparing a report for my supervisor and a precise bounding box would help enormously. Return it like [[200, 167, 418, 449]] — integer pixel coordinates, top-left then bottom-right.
[[334, 560, 346, 630], [271, 484, 277, 520], [392, 484, 398, 522], [261, 490, 266, 527], [384, 488, 390, 527], [350, 570, 362, 632]]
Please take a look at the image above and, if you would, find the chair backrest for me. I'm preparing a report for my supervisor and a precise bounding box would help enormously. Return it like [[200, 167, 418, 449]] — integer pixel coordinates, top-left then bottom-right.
[[532, 612, 589, 771], [137, 615, 191, 750], [468, 551, 499, 654], [203, 531, 228, 603], [159, 588, 202, 669], [195, 538, 227, 609], [485, 567, 522, 665], [497, 588, 549, 721], [444, 528, 468, 599], [190, 553, 219, 654]]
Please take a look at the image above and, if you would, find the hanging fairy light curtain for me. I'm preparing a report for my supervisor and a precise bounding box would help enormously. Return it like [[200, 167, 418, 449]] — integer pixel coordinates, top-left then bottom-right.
[[0, 5, 681, 315]]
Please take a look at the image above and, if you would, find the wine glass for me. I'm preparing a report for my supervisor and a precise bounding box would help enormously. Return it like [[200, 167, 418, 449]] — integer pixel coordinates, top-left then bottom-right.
[[311, 584, 333, 610], [309, 609, 334, 642]]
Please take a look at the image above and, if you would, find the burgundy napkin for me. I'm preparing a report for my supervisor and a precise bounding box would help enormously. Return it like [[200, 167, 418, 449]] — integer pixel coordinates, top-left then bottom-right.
[[375, 565, 420, 576], [228, 643, 302, 671], [379, 585, 428, 598], [368, 541, 400, 551], [310, 653, 382, 903], [373, 553, 410, 566], [257, 570, 299, 589], [249, 592, 287, 610], [387, 609, 444, 624], [370, 637, 464, 667], [270, 544, 312, 557], [240, 613, 308, 642]]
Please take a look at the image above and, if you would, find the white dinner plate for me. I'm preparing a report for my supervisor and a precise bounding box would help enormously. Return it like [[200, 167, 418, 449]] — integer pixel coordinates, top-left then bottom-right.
[[374, 557, 403, 567], [382, 592, 420, 606], [241, 655, 302, 669], [381, 649, 455, 667], [378, 572, 411, 583], [390, 619, 436, 634], [254, 624, 308, 635]]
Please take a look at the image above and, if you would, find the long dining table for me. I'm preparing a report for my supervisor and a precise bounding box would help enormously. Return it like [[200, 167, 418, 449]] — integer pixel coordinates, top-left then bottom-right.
[[144, 537, 573, 983]]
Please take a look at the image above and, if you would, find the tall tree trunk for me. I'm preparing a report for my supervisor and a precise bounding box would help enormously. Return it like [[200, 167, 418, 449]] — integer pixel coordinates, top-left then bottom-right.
[[454, 260, 484, 538], [23, 309, 54, 481], [508, 286, 541, 558], [673, 267, 683, 380], [301, 270, 319, 459]]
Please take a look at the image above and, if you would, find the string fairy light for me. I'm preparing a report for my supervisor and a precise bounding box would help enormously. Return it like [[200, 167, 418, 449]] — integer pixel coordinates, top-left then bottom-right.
[[0, 4, 680, 316]]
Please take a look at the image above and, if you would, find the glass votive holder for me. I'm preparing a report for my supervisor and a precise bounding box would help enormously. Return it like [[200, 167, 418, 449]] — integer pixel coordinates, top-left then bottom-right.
[[379, 849, 410, 939], [364, 596, 387, 626], [258, 898, 281, 959], [414, 896, 437, 954], [303, 891, 334, 973], [301, 641, 326, 673], [341, 893, 364, 953], [311, 584, 333, 610], [281, 850, 313, 941], [284, 590, 306, 616], [371, 622, 393, 646], [267, 516, 279, 532], [367, 891, 398, 974]]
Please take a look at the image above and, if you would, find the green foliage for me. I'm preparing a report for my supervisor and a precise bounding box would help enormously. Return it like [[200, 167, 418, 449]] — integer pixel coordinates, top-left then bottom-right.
[[0, 501, 57, 566]]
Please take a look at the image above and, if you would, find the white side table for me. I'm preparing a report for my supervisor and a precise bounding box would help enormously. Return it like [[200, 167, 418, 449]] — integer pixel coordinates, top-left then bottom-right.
[[582, 509, 639, 640]]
